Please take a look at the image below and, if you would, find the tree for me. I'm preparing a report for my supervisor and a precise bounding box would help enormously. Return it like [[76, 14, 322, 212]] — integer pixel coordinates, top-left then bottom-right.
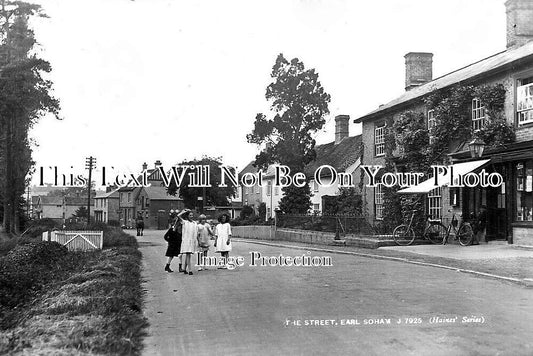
[[240, 205, 254, 219], [72, 206, 88, 219], [0, 1, 60, 234], [323, 188, 362, 215], [166, 156, 236, 210], [247, 54, 330, 214], [258, 202, 266, 221]]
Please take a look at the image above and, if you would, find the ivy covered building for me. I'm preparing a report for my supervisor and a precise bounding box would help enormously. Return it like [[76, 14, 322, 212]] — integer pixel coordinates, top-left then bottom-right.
[[355, 0, 533, 246]]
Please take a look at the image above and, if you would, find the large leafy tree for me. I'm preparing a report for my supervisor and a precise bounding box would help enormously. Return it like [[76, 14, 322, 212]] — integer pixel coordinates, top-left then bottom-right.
[[0, 1, 60, 234], [247, 54, 330, 214], [167, 156, 237, 210]]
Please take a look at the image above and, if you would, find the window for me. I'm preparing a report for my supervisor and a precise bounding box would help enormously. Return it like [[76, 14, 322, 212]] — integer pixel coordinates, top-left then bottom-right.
[[274, 186, 280, 196], [313, 203, 320, 213], [427, 109, 436, 130], [516, 160, 533, 221], [472, 98, 486, 131], [374, 123, 385, 157], [374, 184, 384, 220], [517, 76, 533, 125], [127, 193, 131, 202], [312, 180, 319, 192], [427, 187, 442, 220], [427, 109, 436, 144], [255, 185, 260, 194], [266, 181, 272, 196]]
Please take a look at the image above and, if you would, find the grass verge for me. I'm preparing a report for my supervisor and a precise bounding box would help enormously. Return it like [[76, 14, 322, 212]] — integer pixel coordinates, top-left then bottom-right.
[[0, 227, 147, 355]]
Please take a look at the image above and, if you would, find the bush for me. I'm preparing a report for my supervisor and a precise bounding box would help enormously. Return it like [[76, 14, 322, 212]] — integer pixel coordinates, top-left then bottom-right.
[[0, 242, 70, 326], [103, 227, 138, 248], [23, 218, 61, 238]]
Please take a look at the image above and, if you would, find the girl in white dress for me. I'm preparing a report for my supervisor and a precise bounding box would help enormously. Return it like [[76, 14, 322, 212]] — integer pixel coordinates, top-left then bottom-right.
[[214, 213, 232, 269], [176, 209, 198, 275]]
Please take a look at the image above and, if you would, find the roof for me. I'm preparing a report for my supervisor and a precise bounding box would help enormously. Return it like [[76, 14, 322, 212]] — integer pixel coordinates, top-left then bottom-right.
[[36, 196, 63, 205], [304, 135, 362, 177], [244, 135, 362, 179], [355, 41, 533, 123], [239, 160, 259, 176], [95, 189, 120, 199], [142, 186, 181, 201], [64, 197, 90, 206]]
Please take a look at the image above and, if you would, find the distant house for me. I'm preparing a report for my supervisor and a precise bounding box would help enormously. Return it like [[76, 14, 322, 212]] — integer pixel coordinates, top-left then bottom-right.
[[31, 195, 94, 222], [31, 196, 64, 222], [240, 161, 264, 213], [118, 161, 184, 229], [94, 189, 120, 224]]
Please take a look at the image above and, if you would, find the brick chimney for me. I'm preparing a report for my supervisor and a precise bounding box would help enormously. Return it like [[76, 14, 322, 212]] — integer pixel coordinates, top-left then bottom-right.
[[335, 115, 350, 145], [404, 52, 433, 91], [506, 0, 533, 48]]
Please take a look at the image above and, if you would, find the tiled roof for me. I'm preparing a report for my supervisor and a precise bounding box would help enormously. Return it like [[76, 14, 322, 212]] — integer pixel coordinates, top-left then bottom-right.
[[304, 135, 362, 177], [355, 41, 533, 123], [64, 197, 91, 205], [142, 186, 181, 200], [95, 189, 120, 199], [254, 135, 362, 178], [37, 196, 63, 205]]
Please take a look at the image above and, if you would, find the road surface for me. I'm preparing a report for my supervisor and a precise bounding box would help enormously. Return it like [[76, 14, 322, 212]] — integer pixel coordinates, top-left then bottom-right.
[[136, 229, 533, 356]]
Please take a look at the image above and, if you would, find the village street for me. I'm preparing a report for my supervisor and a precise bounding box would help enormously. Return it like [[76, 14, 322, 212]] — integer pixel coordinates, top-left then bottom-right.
[[136, 229, 533, 356]]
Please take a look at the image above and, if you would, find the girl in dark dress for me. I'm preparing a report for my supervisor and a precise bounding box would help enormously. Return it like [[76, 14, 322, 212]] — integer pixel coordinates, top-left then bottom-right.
[[164, 220, 182, 272]]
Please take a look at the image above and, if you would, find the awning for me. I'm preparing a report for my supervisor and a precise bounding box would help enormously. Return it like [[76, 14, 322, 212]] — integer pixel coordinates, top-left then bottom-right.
[[397, 159, 491, 194]]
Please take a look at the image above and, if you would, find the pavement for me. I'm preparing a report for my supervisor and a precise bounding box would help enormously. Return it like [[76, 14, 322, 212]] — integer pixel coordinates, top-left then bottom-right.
[[135, 229, 533, 355]]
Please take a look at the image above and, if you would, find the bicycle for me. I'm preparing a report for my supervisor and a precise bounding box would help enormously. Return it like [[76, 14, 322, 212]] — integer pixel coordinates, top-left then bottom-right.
[[442, 211, 475, 246], [393, 210, 447, 246]]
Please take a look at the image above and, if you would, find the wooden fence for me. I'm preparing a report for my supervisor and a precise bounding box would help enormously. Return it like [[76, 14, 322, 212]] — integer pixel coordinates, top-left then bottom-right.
[[42, 230, 103, 251]]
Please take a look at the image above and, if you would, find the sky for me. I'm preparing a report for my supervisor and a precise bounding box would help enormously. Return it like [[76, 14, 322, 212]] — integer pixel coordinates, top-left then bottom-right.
[[29, 0, 507, 187]]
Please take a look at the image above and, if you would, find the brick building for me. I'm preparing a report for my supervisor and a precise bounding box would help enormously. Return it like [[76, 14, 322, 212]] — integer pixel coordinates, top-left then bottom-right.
[[355, 0, 533, 246]]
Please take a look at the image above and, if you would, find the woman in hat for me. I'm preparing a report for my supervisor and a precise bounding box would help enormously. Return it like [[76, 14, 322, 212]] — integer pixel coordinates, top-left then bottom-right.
[[214, 213, 232, 269], [176, 209, 198, 275], [196, 214, 214, 271]]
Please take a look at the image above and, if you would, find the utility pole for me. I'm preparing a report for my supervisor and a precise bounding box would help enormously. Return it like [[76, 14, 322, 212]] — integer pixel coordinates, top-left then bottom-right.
[[26, 186, 30, 219], [85, 156, 96, 225]]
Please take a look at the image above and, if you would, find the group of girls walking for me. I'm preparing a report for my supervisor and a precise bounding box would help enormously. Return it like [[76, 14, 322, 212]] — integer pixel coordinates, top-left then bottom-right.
[[163, 209, 232, 274]]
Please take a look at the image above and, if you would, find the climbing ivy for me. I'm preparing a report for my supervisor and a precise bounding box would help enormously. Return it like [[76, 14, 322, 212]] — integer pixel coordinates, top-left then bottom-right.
[[378, 83, 513, 233]]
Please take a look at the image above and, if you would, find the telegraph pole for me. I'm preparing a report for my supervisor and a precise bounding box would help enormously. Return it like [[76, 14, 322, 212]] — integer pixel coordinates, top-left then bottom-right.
[[85, 156, 96, 225]]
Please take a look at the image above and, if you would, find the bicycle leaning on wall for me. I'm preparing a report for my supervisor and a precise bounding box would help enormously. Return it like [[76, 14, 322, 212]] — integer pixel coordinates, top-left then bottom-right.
[[392, 210, 447, 246]]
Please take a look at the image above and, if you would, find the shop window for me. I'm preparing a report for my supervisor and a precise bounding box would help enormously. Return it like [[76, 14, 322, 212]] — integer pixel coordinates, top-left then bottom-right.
[[516, 160, 533, 221], [517, 76, 533, 125], [427, 187, 442, 219]]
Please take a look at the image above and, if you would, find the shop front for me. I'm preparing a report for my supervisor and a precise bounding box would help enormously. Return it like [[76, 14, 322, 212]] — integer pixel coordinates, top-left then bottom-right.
[[451, 141, 533, 246]]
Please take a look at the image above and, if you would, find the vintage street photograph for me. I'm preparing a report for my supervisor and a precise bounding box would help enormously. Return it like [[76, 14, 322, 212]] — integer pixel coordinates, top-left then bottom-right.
[[1, 0, 533, 355]]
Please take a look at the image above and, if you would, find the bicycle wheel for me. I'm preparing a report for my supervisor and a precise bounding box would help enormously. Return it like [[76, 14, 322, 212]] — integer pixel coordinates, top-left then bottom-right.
[[425, 222, 447, 244], [393, 225, 415, 246], [457, 223, 474, 246]]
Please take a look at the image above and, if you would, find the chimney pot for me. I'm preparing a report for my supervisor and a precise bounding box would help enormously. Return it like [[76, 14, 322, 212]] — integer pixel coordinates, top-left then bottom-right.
[[142, 162, 148, 171], [154, 160, 162, 168], [334, 115, 350, 145], [506, 0, 533, 48], [404, 52, 433, 91]]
